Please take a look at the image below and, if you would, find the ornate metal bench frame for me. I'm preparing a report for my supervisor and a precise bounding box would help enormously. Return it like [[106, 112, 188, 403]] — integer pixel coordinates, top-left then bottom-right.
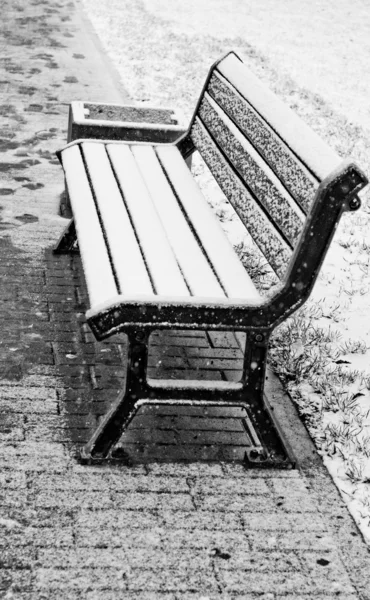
[[55, 52, 368, 464]]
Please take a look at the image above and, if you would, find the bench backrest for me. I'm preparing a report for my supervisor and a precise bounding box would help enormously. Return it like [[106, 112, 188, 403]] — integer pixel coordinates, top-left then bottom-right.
[[187, 52, 344, 281]]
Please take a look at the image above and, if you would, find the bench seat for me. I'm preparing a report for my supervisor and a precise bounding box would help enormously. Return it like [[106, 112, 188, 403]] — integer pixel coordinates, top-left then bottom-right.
[[59, 139, 262, 334]]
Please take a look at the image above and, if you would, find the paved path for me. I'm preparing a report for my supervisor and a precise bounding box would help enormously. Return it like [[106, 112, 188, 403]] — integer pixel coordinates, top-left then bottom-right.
[[0, 0, 370, 598]]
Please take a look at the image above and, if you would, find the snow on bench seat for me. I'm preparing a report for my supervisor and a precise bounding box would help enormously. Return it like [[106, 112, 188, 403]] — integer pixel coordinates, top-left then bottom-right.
[[61, 144, 117, 307], [156, 145, 260, 300], [58, 140, 261, 327], [81, 143, 153, 297]]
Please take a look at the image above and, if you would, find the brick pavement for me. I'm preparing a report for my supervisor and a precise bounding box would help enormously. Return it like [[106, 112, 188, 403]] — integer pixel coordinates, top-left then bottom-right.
[[1, 0, 370, 598]]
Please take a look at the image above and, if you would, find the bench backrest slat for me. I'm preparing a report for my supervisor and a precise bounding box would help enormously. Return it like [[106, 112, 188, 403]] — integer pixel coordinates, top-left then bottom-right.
[[217, 53, 341, 182], [189, 51, 343, 280], [191, 118, 292, 278], [207, 71, 318, 213], [198, 93, 305, 248]]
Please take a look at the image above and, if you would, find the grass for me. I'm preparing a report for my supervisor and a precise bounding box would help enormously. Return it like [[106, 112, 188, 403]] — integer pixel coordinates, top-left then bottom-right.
[[269, 299, 370, 490]]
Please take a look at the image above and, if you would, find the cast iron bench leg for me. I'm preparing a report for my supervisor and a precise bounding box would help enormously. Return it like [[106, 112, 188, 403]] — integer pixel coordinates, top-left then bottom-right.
[[79, 326, 288, 464], [54, 219, 77, 254], [81, 329, 150, 462]]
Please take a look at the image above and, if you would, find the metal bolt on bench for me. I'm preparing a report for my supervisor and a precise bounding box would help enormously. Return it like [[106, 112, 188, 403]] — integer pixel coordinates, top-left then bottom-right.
[[54, 51, 368, 464]]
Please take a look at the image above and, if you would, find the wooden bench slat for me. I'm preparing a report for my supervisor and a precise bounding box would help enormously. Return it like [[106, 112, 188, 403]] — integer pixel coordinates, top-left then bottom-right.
[[106, 143, 190, 297], [198, 94, 305, 247], [132, 145, 226, 298], [60, 145, 118, 306], [156, 145, 261, 301], [81, 143, 153, 296], [208, 71, 318, 213], [191, 118, 292, 278], [217, 53, 341, 181]]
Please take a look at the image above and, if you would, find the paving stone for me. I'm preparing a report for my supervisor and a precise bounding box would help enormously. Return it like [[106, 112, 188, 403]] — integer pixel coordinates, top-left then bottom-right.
[[276, 596, 359, 600], [273, 492, 319, 513], [110, 492, 195, 511], [146, 462, 224, 477], [0, 527, 75, 548], [70, 462, 147, 476], [193, 476, 270, 495], [33, 490, 113, 509], [0, 548, 37, 569], [208, 331, 243, 349], [157, 510, 243, 531], [241, 512, 327, 532], [0, 469, 27, 489], [270, 477, 310, 494], [131, 414, 245, 432], [84, 594, 218, 600], [76, 508, 242, 531], [215, 549, 302, 572], [158, 529, 252, 552], [0, 569, 33, 592], [246, 531, 337, 552], [221, 463, 301, 478], [0, 488, 29, 509], [126, 568, 218, 593], [75, 527, 163, 549], [195, 494, 277, 512], [219, 570, 356, 595], [32, 472, 190, 493], [0, 397, 58, 415], [34, 567, 129, 592], [37, 548, 130, 569]]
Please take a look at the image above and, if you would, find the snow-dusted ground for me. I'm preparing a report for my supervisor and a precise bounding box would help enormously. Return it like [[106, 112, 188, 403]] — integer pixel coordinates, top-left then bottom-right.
[[142, 0, 370, 130], [80, 0, 370, 543]]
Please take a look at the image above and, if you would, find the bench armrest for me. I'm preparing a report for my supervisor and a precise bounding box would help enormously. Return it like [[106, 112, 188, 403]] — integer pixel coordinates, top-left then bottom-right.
[[265, 160, 368, 326], [86, 294, 265, 340]]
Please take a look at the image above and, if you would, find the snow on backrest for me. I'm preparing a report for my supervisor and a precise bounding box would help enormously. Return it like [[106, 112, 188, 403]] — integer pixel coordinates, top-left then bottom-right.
[[189, 52, 342, 280]]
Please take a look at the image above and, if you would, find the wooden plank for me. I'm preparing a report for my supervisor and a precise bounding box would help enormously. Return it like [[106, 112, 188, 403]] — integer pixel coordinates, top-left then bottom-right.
[[191, 118, 292, 278], [60, 145, 118, 307], [217, 53, 341, 181], [208, 71, 318, 213], [132, 145, 225, 298], [106, 143, 189, 297], [199, 94, 305, 247], [156, 145, 261, 301], [81, 143, 153, 296]]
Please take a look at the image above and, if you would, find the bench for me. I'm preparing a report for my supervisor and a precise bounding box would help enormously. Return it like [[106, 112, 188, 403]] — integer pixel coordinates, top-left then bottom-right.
[[55, 51, 368, 463]]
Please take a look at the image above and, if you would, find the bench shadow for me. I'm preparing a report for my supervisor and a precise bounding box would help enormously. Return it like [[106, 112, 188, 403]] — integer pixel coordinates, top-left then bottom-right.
[[47, 248, 281, 465]]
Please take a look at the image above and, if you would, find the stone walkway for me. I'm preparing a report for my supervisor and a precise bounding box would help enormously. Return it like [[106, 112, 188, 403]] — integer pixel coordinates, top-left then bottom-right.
[[1, 0, 370, 598]]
